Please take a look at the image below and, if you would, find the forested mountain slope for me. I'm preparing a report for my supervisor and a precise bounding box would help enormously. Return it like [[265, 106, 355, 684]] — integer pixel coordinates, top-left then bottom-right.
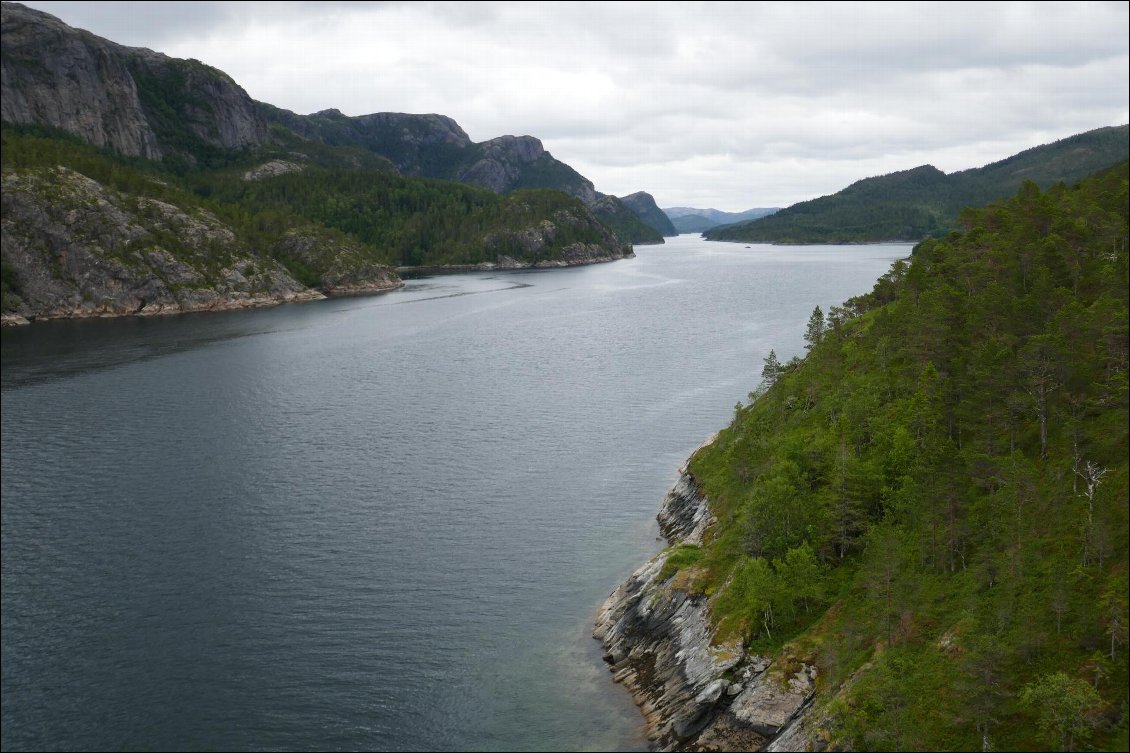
[[606, 163, 1130, 751], [707, 126, 1129, 243]]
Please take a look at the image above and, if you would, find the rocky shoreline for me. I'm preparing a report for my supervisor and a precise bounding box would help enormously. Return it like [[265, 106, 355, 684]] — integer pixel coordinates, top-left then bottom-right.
[[0, 282, 422, 327], [397, 247, 635, 276], [0, 248, 639, 326], [0, 289, 327, 327], [595, 461, 816, 752]]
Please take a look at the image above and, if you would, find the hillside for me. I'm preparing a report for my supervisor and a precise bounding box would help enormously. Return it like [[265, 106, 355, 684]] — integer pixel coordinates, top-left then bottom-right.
[[618, 191, 678, 237], [590, 195, 665, 245], [0, 3, 636, 323], [601, 164, 1130, 751], [706, 126, 1129, 243], [0, 125, 632, 324]]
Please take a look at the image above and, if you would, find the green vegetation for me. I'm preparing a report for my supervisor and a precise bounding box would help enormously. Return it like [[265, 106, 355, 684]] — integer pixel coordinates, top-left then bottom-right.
[[590, 197, 664, 245], [707, 126, 1129, 243], [686, 164, 1129, 750], [2, 124, 627, 297], [659, 544, 706, 582], [618, 192, 677, 237]]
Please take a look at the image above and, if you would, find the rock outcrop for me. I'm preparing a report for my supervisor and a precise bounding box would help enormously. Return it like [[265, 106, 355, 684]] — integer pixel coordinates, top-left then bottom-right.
[[1, 2, 268, 161], [596, 464, 817, 751], [0, 167, 325, 322], [272, 228, 403, 296], [243, 159, 305, 181]]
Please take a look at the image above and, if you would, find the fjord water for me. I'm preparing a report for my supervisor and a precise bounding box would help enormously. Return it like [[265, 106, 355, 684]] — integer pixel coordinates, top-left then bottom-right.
[[1, 236, 910, 751]]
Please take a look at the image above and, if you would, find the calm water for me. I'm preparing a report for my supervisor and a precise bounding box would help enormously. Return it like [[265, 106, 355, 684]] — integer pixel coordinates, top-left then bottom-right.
[[1, 236, 910, 751]]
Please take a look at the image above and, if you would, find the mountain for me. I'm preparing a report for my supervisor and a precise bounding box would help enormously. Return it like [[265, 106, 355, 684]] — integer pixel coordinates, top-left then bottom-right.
[[0, 1, 601, 202], [258, 104, 597, 202], [664, 206, 780, 233], [600, 163, 1130, 751], [705, 125, 1130, 243], [0, 2, 266, 165], [618, 191, 678, 237], [0, 2, 633, 324], [589, 195, 664, 245]]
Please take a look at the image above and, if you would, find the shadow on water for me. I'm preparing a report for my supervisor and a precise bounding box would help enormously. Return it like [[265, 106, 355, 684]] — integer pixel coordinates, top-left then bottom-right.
[[0, 311, 297, 390], [0, 278, 539, 390]]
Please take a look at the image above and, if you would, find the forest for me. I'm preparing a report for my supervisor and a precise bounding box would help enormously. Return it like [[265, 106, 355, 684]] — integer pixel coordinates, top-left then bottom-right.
[[706, 125, 1129, 244], [679, 163, 1129, 751], [1, 124, 628, 302]]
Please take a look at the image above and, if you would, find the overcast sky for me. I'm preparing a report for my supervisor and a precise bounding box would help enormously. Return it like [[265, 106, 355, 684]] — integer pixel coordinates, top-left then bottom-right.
[[20, 1, 1130, 210]]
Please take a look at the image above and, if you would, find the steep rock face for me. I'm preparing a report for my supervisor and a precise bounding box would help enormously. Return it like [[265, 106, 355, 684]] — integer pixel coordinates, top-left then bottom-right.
[[656, 469, 716, 545], [1, 2, 267, 160], [1, 167, 318, 322], [1, 2, 160, 158], [596, 465, 816, 751], [619, 191, 678, 237]]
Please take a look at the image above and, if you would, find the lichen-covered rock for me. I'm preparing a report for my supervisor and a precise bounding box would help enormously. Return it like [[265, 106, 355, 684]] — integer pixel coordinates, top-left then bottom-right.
[[1, 167, 318, 323]]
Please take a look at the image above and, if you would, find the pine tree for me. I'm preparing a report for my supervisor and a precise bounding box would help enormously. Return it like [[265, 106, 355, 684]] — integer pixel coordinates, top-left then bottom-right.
[[804, 305, 826, 350], [761, 349, 783, 387]]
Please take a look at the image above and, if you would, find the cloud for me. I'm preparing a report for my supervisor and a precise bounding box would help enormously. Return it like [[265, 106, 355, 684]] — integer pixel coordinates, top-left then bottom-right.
[[20, 0, 1130, 210]]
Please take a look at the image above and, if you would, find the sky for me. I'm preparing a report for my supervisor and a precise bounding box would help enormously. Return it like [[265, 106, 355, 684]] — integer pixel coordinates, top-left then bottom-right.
[[19, 1, 1130, 211]]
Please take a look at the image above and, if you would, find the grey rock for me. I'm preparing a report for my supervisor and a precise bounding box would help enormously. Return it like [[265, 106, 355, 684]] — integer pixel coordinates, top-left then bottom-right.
[[727, 664, 816, 736], [243, 159, 305, 181], [1, 167, 318, 323], [596, 464, 748, 751], [657, 468, 715, 545], [2, 2, 268, 160]]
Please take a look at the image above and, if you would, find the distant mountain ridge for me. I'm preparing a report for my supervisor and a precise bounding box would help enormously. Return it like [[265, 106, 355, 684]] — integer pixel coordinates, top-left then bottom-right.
[[706, 125, 1130, 243], [0, 1, 600, 203], [663, 206, 780, 233], [258, 104, 598, 203]]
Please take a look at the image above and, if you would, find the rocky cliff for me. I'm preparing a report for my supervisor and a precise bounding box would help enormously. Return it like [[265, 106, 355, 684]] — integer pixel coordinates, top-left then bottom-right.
[[595, 463, 817, 752], [1, 2, 267, 161], [0, 166, 400, 324]]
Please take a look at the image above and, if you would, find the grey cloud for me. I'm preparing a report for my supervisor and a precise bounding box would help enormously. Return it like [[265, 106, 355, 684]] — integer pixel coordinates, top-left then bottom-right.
[[18, 0, 1130, 210]]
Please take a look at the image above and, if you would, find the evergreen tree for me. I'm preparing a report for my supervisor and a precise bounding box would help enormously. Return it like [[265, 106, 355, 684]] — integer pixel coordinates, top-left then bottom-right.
[[761, 349, 783, 387], [804, 305, 826, 350]]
